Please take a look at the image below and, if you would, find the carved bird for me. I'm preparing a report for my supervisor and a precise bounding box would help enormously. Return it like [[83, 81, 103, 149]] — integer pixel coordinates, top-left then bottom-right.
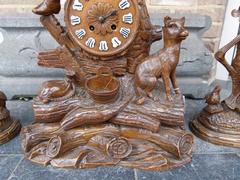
[[205, 85, 222, 105]]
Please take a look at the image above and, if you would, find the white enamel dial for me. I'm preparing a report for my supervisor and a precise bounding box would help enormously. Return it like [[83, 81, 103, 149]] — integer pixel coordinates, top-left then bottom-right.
[[66, 0, 140, 56], [85, 37, 96, 48], [99, 41, 109, 51], [119, 0, 130, 10], [75, 29, 86, 39], [120, 28, 131, 38], [71, 15, 81, 25], [72, 0, 84, 11], [123, 13, 133, 24], [112, 37, 122, 48]]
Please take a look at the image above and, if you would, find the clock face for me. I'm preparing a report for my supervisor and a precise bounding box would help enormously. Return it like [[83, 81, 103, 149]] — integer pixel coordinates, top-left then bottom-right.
[[65, 0, 140, 57]]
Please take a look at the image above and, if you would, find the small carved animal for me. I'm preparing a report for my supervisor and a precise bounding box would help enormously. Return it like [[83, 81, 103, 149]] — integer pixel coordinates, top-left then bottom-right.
[[134, 16, 188, 104], [205, 85, 222, 105]]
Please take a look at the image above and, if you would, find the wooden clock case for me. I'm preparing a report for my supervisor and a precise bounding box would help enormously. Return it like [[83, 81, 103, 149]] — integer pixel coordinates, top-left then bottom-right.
[[21, 0, 194, 171]]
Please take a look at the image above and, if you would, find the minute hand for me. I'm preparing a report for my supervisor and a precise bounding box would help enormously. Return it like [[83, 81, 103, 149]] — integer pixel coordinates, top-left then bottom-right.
[[101, 10, 118, 22]]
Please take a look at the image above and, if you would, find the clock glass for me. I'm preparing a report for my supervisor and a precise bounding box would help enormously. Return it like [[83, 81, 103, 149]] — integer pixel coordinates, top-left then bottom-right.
[[65, 0, 140, 57]]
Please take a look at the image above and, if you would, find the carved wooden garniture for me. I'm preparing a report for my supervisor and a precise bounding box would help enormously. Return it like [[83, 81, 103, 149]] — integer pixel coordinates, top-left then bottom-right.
[[191, 7, 240, 148], [21, 0, 194, 171], [0, 91, 21, 144]]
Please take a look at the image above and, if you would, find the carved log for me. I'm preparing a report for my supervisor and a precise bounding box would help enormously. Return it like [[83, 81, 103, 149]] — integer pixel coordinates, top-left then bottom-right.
[[60, 94, 133, 130], [33, 75, 184, 131], [38, 50, 64, 68], [21, 123, 193, 170]]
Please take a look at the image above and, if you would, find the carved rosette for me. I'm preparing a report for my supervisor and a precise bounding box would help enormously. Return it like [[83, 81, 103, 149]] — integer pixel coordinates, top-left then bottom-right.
[[87, 2, 119, 36], [47, 136, 62, 158], [107, 137, 132, 159], [179, 134, 193, 156]]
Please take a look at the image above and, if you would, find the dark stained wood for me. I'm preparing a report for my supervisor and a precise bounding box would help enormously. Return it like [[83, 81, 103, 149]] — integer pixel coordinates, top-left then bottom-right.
[[21, 0, 193, 171], [0, 91, 21, 144], [191, 7, 240, 148]]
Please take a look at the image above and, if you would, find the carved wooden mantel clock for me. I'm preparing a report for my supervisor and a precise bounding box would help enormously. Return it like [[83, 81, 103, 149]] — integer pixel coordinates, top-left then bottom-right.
[[21, 0, 194, 171]]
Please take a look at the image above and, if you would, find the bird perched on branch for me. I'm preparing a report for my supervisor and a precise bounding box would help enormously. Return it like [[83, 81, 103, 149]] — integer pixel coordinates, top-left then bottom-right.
[[205, 85, 222, 105]]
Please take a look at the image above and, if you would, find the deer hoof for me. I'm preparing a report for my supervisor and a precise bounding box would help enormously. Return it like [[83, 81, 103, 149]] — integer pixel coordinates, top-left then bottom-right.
[[135, 97, 145, 105], [166, 96, 173, 102]]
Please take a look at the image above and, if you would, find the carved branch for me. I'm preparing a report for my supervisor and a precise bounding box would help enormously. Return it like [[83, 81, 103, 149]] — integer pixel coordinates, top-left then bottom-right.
[[40, 15, 85, 85], [215, 35, 240, 75]]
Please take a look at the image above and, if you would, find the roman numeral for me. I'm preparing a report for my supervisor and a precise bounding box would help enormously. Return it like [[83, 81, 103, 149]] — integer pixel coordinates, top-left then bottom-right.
[[72, 0, 83, 11], [85, 38, 95, 48], [112, 37, 122, 48], [123, 13, 133, 24], [119, 0, 130, 10], [99, 41, 109, 51], [71, 16, 81, 25], [120, 28, 131, 38], [75, 29, 86, 39]]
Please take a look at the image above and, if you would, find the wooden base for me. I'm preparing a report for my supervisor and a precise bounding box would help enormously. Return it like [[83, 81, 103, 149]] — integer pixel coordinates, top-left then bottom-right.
[[21, 123, 193, 171], [20, 76, 192, 171], [190, 104, 240, 148], [191, 119, 240, 148], [0, 119, 21, 144]]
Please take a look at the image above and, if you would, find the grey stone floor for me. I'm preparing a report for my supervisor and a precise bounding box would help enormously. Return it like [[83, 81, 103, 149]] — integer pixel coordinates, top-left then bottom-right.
[[0, 98, 240, 180]]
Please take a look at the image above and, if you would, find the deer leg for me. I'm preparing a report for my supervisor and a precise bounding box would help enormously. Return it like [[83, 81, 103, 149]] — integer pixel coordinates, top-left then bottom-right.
[[145, 76, 157, 99], [162, 74, 172, 101], [135, 86, 146, 105], [170, 70, 181, 95]]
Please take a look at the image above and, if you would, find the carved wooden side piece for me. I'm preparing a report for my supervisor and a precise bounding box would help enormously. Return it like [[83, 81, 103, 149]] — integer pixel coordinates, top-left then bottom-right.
[[0, 91, 21, 144], [191, 7, 240, 147]]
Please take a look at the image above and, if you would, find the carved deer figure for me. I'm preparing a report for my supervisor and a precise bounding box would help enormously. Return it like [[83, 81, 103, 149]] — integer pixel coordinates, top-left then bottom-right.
[[134, 16, 188, 104]]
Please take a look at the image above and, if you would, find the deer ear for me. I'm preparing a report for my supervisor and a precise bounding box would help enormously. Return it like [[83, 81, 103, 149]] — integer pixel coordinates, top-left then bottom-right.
[[180, 17, 185, 24], [164, 16, 171, 24]]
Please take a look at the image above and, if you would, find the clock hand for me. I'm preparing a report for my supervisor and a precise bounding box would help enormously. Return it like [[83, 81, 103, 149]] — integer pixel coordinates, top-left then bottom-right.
[[99, 10, 117, 23]]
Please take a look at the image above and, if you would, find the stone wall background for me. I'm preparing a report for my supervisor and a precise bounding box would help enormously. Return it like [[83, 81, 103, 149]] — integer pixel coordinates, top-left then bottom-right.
[[0, 0, 227, 52]]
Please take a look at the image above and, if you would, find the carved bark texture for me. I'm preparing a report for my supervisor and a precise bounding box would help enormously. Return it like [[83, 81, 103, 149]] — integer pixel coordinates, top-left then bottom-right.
[[21, 123, 193, 171]]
